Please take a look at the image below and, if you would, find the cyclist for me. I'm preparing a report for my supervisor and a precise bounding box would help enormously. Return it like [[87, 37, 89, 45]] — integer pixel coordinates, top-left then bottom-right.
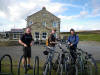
[[67, 28, 79, 64], [44, 29, 57, 56], [44, 29, 58, 70], [19, 27, 34, 69], [48, 29, 58, 49]]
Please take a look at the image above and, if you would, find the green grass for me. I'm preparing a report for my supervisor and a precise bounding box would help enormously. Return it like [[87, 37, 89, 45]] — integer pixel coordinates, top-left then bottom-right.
[[0, 40, 20, 46], [78, 33, 100, 42], [97, 62, 100, 75], [0, 60, 100, 75], [0, 60, 43, 75], [66, 33, 100, 42]]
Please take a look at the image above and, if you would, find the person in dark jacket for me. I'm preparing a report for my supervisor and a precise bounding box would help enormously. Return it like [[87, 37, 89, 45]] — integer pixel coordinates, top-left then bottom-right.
[[67, 28, 79, 63], [19, 27, 33, 69], [48, 29, 57, 48]]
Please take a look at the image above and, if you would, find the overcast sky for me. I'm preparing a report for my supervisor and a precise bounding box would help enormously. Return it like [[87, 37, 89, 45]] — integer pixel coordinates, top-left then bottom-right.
[[0, 0, 100, 32]]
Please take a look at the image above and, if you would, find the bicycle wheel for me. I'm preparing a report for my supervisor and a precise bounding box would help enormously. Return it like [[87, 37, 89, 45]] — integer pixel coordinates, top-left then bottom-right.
[[43, 62, 47, 71], [56, 63, 61, 75], [53, 59, 59, 71], [84, 57, 98, 75], [48, 62, 52, 75], [43, 63, 48, 75], [65, 63, 69, 75], [76, 57, 83, 75], [43, 62, 52, 75], [90, 57, 98, 75], [84, 61, 92, 75], [67, 64, 78, 75], [75, 64, 78, 75]]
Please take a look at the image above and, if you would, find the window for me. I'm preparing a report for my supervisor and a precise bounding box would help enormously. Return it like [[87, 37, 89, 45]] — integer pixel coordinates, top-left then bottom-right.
[[19, 34, 23, 38], [52, 21, 57, 27], [6, 33, 9, 38], [43, 14, 46, 16], [42, 32, 47, 39], [13, 34, 18, 39], [29, 21, 33, 25], [35, 32, 39, 39], [42, 21, 46, 26]]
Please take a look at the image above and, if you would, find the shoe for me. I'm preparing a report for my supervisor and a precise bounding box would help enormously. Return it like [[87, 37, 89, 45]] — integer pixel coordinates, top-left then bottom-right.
[[23, 65, 27, 71], [27, 65, 33, 69]]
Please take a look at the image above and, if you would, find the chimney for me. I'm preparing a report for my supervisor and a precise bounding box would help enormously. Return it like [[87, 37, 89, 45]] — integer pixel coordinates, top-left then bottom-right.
[[42, 7, 46, 10]]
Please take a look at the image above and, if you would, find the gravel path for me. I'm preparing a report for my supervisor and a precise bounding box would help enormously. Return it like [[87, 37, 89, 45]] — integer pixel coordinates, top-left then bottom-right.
[[78, 41, 100, 61], [0, 41, 100, 62]]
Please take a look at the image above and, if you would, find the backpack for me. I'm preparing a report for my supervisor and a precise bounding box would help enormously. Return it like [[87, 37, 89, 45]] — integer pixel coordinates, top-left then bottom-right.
[[46, 38, 49, 46]]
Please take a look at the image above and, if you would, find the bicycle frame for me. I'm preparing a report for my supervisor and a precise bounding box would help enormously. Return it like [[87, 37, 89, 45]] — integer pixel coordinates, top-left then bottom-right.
[[43, 46, 59, 75], [56, 43, 73, 75]]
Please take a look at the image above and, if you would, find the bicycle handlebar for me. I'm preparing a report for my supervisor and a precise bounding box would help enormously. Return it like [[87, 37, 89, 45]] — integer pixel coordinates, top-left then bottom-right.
[[57, 43, 69, 53], [77, 48, 92, 57], [77, 48, 86, 53], [65, 43, 92, 57], [44, 46, 59, 54]]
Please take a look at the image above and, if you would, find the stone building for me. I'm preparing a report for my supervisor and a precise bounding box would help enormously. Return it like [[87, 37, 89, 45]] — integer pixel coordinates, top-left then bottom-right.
[[5, 29, 24, 40], [26, 7, 60, 42]]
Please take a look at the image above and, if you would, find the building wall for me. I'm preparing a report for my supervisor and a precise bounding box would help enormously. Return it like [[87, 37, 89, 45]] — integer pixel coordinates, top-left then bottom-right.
[[7, 33, 23, 40], [26, 7, 60, 41]]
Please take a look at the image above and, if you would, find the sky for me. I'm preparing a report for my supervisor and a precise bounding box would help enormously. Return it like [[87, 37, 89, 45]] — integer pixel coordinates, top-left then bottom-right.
[[0, 0, 100, 32]]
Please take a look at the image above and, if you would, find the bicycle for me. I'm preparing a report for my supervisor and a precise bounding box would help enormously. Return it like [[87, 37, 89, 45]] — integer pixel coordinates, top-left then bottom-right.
[[43, 46, 59, 75], [55, 43, 72, 75], [76, 48, 98, 75], [65, 44, 83, 75]]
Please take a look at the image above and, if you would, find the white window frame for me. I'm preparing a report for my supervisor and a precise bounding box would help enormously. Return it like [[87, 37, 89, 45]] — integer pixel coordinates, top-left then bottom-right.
[[42, 32, 47, 40], [43, 14, 46, 16], [34, 32, 40, 40], [42, 21, 46, 26], [29, 21, 33, 25], [13, 33, 18, 39], [52, 21, 57, 27], [3, 33, 6, 38], [55, 33, 58, 38]]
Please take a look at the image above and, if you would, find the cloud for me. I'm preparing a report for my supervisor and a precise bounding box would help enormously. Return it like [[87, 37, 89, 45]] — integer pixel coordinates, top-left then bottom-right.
[[0, 11, 6, 18], [0, 0, 100, 32], [63, 3, 83, 8], [0, 0, 84, 22], [58, 0, 100, 21], [92, 8, 100, 15], [58, 10, 88, 20], [44, 3, 67, 14], [60, 21, 100, 32], [0, 0, 67, 21], [0, 19, 26, 32], [0, 0, 67, 31], [91, 0, 100, 15]]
